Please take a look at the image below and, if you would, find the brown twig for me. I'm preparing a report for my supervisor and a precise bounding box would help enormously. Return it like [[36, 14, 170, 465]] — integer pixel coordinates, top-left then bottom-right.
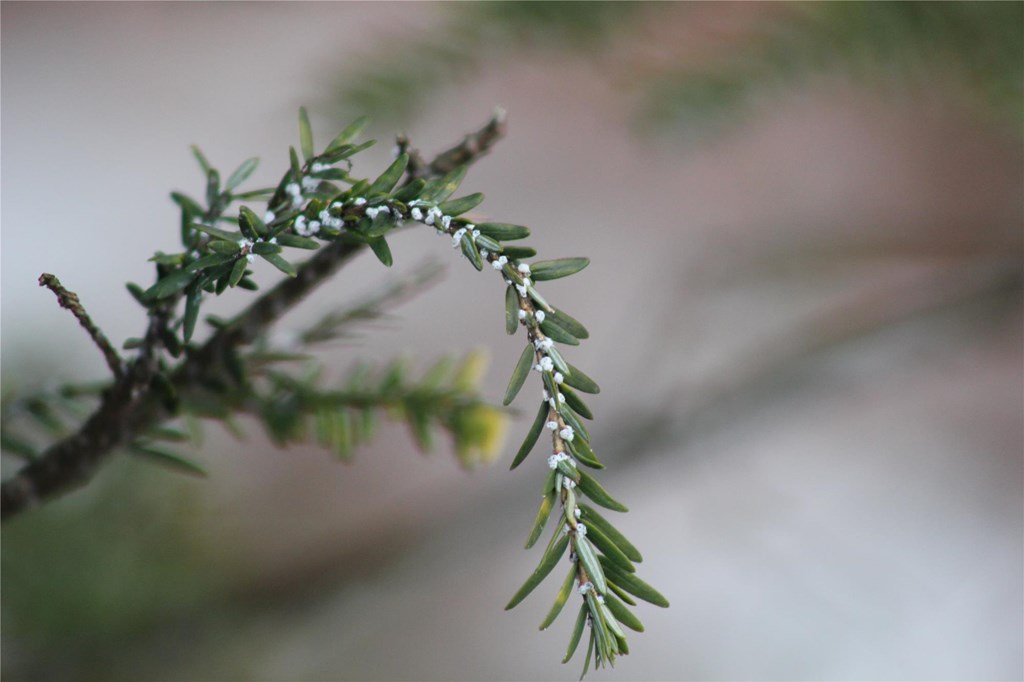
[[404, 107, 507, 180], [38, 273, 124, 380]]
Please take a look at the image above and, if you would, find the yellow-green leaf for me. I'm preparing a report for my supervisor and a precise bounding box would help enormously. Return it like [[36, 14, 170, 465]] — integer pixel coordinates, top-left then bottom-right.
[[259, 252, 297, 277], [567, 438, 604, 470], [503, 245, 536, 259], [510, 401, 548, 470], [580, 627, 596, 678], [391, 177, 425, 202], [423, 165, 467, 203], [564, 363, 600, 394], [368, 153, 408, 196], [503, 344, 534, 406], [609, 580, 637, 606], [574, 535, 607, 595], [298, 106, 314, 161], [562, 386, 593, 420], [604, 592, 645, 632], [325, 115, 368, 152], [369, 237, 393, 267], [190, 145, 212, 175], [505, 532, 570, 610], [530, 257, 590, 281], [600, 558, 670, 608], [477, 222, 530, 241], [192, 223, 241, 243], [599, 600, 626, 639], [583, 521, 635, 573], [551, 308, 590, 340], [144, 269, 196, 301], [540, 318, 580, 346], [439, 192, 484, 217], [562, 603, 588, 664], [225, 157, 259, 192], [228, 257, 248, 287], [577, 469, 628, 512], [275, 234, 320, 249], [525, 482, 556, 550], [539, 564, 578, 631], [239, 206, 268, 239], [579, 504, 642, 562], [460, 233, 483, 270], [183, 286, 201, 343], [505, 285, 519, 335]]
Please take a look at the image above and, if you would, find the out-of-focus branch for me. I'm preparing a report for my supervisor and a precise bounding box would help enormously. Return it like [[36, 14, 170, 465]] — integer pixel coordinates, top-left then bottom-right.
[[1, 119, 505, 522], [401, 107, 507, 180], [1, 242, 366, 519], [295, 259, 445, 348], [38, 273, 124, 380]]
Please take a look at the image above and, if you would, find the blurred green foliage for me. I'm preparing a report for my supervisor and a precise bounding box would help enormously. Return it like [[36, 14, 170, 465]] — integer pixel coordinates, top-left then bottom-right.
[[331, 2, 1022, 138], [640, 2, 1024, 138], [331, 1, 645, 128], [1, 460, 218, 675]]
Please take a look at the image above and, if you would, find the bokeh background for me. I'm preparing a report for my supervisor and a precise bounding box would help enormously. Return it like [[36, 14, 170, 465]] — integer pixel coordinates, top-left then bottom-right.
[[2, 3, 1021, 680]]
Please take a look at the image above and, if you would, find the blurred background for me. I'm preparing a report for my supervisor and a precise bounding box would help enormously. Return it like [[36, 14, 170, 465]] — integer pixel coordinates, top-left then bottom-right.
[[2, 3, 1021, 680]]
